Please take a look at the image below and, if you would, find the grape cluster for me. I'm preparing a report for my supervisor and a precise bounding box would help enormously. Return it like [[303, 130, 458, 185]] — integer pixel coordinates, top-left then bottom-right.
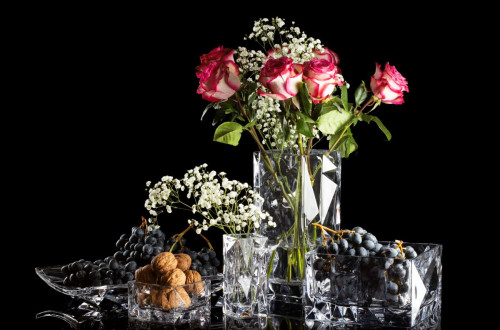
[[185, 247, 220, 276], [312, 226, 419, 306], [60, 224, 221, 287]]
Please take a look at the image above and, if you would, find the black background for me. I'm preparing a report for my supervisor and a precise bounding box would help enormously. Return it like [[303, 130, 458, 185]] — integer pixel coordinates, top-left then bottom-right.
[[25, 4, 470, 328]]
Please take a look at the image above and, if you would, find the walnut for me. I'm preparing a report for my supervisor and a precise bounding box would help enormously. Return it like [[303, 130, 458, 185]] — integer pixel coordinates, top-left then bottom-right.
[[161, 287, 191, 310], [151, 252, 178, 275], [134, 264, 157, 284], [184, 270, 204, 295], [174, 253, 192, 271], [151, 287, 169, 307], [158, 268, 186, 287]]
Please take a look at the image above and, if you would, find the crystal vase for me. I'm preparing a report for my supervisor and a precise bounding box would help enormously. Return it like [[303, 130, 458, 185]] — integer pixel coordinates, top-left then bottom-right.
[[253, 149, 341, 316], [222, 233, 268, 319], [304, 243, 442, 328]]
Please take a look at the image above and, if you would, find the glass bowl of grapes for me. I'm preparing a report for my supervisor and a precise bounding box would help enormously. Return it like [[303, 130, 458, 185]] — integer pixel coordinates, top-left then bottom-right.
[[304, 226, 442, 329]]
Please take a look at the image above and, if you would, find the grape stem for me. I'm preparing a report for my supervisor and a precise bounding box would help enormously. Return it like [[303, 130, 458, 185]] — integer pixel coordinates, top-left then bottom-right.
[[139, 216, 149, 238], [311, 223, 354, 243], [169, 225, 193, 253]]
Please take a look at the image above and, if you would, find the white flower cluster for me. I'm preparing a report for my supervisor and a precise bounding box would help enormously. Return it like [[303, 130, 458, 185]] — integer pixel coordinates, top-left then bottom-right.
[[245, 17, 324, 64], [145, 164, 275, 235], [252, 96, 299, 150], [235, 47, 267, 75]]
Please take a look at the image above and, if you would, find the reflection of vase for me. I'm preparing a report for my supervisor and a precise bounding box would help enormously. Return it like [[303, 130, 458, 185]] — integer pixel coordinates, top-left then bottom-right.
[[253, 149, 341, 316], [222, 233, 268, 319]]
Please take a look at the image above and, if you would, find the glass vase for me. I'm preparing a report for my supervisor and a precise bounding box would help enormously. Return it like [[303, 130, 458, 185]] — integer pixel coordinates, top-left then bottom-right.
[[253, 149, 341, 316], [304, 242, 442, 328], [222, 233, 268, 319]]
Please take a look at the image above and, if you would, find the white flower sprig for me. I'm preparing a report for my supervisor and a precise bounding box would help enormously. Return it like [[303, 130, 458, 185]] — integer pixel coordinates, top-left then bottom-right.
[[145, 164, 276, 235]]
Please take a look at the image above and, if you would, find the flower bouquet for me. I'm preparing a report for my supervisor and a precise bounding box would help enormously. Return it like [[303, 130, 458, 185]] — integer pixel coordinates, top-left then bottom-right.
[[195, 17, 409, 314]]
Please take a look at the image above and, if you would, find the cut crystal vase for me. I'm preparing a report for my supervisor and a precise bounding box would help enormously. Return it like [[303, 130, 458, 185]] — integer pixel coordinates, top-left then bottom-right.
[[222, 233, 268, 319], [253, 149, 341, 316], [304, 243, 442, 328]]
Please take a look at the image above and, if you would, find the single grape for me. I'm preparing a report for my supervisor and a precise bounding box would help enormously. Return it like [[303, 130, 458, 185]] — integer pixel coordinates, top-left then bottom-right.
[[399, 282, 409, 293], [70, 262, 83, 273], [199, 253, 210, 262], [373, 243, 382, 253], [356, 246, 368, 257], [109, 259, 120, 270], [116, 238, 127, 249], [125, 261, 137, 272], [381, 248, 398, 258], [208, 250, 217, 259], [199, 268, 208, 276], [389, 264, 406, 279], [106, 270, 115, 279], [102, 278, 113, 285], [211, 258, 221, 267], [387, 281, 399, 295], [114, 251, 125, 262], [317, 246, 328, 254], [114, 268, 125, 278], [89, 270, 101, 280], [63, 277, 72, 286], [363, 233, 377, 243], [338, 239, 348, 251], [123, 250, 131, 258], [123, 272, 134, 282], [328, 243, 339, 254], [61, 265, 71, 276], [361, 240, 375, 251], [152, 246, 163, 255], [104, 256, 112, 264], [352, 226, 367, 235], [191, 263, 199, 271], [94, 259, 104, 265], [129, 235, 138, 243], [142, 244, 153, 255], [134, 243, 144, 252], [352, 233, 362, 245], [313, 258, 324, 271], [84, 264, 96, 273], [315, 270, 324, 281], [145, 236, 157, 245], [346, 248, 356, 256]]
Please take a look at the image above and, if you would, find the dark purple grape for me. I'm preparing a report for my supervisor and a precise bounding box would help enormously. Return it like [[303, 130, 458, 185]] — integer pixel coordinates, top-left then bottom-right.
[[361, 240, 375, 251], [211, 258, 220, 267], [317, 246, 327, 254], [142, 244, 153, 255], [145, 236, 157, 245], [102, 278, 113, 285], [352, 233, 362, 245], [61, 265, 71, 276], [328, 243, 339, 254], [208, 250, 217, 259], [313, 258, 324, 271], [125, 261, 137, 272], [63, 277, 71, 286], [387, 281, 398, 295], [89, 270, 101, 280], [70, 262, 83, 273]]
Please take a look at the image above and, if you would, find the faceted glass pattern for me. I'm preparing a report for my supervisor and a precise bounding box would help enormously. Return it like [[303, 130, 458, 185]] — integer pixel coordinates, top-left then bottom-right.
[[253, 150, 341, 315], [304, 242, 442, 328], [128, 280, 211, 326], [223, 234, 268, 318]]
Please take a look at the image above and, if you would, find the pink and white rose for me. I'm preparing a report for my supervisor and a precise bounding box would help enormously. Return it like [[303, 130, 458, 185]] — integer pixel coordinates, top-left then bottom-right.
[[314, 47, 340, 65], [303, 58, 343, 103], [370, 62, 409, 105], [196, 46, 241, 102], [258, 57, 304, 100]]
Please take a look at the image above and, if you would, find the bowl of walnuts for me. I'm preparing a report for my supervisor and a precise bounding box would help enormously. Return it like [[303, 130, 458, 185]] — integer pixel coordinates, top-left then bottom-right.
[[128, 252, 211, 325]]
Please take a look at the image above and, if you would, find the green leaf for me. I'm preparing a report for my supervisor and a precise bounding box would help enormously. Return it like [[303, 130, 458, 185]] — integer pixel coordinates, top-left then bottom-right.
[[247, 91, 258, 106], [298, 112, 315, 123], [297, 82, 312, 115], [354, 81, 368, 108], [329, 128, 358, 158], [213, 122, 243, 146], [340, 84, 349, 111], [297, 116, 314, 137], [316, 107, 354, 135], [201, 103, 214, 121], [243, 118, 258, 129], [359, 113, 392, 141]]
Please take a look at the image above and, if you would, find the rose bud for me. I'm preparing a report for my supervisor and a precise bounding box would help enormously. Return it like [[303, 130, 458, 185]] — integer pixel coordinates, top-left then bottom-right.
[[196, 46, 241, 102], [258, 57, 303, 100], [303, 58, 343, 103], [370, 62, 409, 105], [313, 47, 340, 65]]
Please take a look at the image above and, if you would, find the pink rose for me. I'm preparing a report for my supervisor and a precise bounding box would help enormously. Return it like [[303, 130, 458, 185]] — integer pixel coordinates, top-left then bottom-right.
[[196, 46, 241, 102], [303, 58, 343, 103], [258, 57, 304, 100], [370, 62, 409, 105], [314, 47, 340, 65]]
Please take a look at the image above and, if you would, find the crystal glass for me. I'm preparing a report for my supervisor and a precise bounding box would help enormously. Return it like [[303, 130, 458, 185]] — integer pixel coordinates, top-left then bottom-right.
[[128, 279, 211, 326], [304, 242, 442, 328], [253, 149, 341, 315], [222, 233, 268, 318]]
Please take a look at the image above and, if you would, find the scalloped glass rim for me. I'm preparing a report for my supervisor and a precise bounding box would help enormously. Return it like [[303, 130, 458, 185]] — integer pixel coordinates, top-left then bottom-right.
[[35, 265, 223, 303]]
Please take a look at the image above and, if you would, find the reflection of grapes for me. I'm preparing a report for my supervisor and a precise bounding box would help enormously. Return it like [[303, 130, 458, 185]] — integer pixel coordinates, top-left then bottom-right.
[[312, 226, 419, 307]]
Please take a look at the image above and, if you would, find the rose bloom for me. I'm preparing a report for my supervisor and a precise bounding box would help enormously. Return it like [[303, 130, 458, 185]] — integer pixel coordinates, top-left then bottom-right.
[[303, 58, 343, 103], [370, 62, 409, 105], [196, 46, 241, 102], [258, 57, 303, 100], [314, 47, 340, 65]]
